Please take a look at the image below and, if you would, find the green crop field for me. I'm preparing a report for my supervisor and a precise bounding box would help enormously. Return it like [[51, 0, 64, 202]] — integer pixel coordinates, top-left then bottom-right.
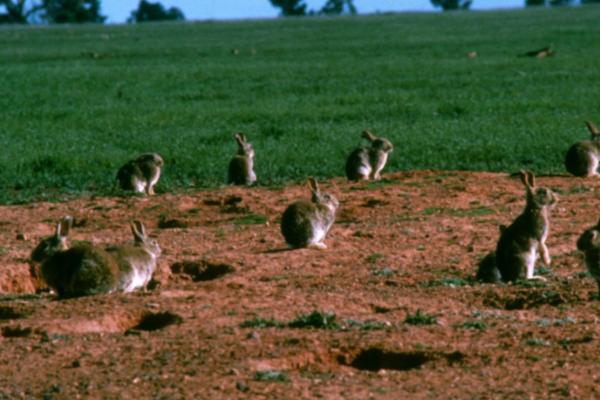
[[1, 5, 600, 203]]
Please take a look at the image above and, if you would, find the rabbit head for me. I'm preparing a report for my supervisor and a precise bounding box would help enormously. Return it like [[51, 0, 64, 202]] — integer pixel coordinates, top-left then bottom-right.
[[520, 170, 558, 210], [362, 130, 393, 154], [235, 133, 255, 159], [30, 216, 73, 263], [138, 153, 164, 167], [308, 177, 339, 211], [131, 220, 161, 258]]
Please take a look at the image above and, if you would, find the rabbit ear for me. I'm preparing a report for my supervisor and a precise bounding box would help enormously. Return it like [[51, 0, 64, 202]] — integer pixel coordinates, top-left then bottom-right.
[[56, 216, 73, 239], [586, 121, 599, 138], [235, 132, 246, 145], [526, 171, 536, 188], [519, 170, 536, 191], [362, 130, 377, 142], [131, 221, 147, 243], [307, 177, 319, 194]]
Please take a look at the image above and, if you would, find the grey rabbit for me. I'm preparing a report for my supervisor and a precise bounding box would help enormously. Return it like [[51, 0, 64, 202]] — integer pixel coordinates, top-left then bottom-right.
[[281, 178, 339, 249], [31, 217, 161, 298], [117, 153, 164, 195], [345, 130, 393, 181], [565, 121, 600, 177], [495, 171, 558, 282], [228, 133, 256, 185]]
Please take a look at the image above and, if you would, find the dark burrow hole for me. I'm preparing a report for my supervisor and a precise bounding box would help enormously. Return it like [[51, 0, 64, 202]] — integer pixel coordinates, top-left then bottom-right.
[[2, 325, 33, 338], [347, 348, 464, 372], [0, 306, 30, 320], [131, 311, 183, 332], [171, 260, 235, 281]]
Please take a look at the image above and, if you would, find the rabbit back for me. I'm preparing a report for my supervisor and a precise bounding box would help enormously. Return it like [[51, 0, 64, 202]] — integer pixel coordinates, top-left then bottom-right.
[[577, 228, 600, 283], [117, 161, 146, 192], [565, 141, 600, 177], [495, 215, 542, 282], [41, 244, 120, 298], [281, 201, 315, 247], [345, 147, 371, 181], [106, 245, 157, 292], [281, 201, 335, 248], [476, 251, 501, 283], [228, 155, 256, 185]]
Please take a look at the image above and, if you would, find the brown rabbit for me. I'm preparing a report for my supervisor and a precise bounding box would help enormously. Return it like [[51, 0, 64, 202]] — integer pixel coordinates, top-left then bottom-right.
[[345, 130, 393, 181], [576, 218, 600, 297], [281, 178, 339, 249], [32, 217, 160, 298], [117, 153, 164, 195], [495, 171, 558, 282], [228, 133, 256, 185], [565, 121, 600, 177]]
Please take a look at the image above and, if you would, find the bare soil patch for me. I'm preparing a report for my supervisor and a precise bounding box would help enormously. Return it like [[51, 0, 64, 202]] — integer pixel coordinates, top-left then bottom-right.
[[1, 171, 600, 398]]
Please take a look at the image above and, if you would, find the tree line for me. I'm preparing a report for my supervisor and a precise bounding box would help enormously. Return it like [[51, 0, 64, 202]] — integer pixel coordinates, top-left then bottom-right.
[[0, 0, 184, 24], [2, 0, 600, 24]]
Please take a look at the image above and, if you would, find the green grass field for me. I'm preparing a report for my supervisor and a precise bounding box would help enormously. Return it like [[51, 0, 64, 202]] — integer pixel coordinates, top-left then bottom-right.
[[1, 5, 600, 203]]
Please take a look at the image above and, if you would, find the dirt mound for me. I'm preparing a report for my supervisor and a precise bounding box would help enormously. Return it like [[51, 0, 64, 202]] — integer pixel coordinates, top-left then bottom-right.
[[1, 171, 600, 398]]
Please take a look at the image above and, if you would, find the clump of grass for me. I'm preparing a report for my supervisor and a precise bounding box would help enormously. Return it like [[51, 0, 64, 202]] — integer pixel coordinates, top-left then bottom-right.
[[525, 338, 551, 347], [346, 319, 387, 331], [255, 370, 288, 383], [404, 309, 437, 326], [366, 253, 384, 264], [459, 321, 487, 331], [421, 277, 471, 288], [515, 279, 547, 288], [288, 311, 339, 330], [371, 267, 395, 277], [240, 318, 283, 329]]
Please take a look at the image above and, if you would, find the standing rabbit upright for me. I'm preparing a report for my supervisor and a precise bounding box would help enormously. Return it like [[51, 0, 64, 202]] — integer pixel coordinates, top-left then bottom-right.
[[495, 171, 558, 282], [228, 133, 256, 185], [565, 121, 600, 177], [281, 178, 339, 249], [31, 217, 161, 298], [345, 130, 393, 181], [576, 219, 600, 297], [117, 153, 164, 195]]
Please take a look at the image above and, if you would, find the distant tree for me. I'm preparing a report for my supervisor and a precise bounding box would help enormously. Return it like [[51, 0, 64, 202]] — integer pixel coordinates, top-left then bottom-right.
[[269, 0, 307, 16], [0, 0, 44, 23], [582, 0, 600, 3], [128, 0, 185, 23], [41, 0, 106, 23], [430, 0, 472, 11], [525, 0, 574, 5], [319, 0, 356, 15]]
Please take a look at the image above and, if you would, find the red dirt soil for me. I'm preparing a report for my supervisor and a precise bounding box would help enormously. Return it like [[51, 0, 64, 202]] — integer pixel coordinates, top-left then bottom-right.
[[1, 170, 600, 399]]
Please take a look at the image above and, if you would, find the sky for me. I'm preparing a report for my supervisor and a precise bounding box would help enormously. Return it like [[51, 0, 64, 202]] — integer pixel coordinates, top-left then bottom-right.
[[102, 0, 532, 24]]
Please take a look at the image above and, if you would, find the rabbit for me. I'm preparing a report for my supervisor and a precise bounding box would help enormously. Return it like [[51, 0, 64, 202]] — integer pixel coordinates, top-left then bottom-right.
[[31, 218, 160, 298], [32, 216, 121, 298], [576, 218, 600, 297], [117, 153, 164, 195], [30, 216, 74, 291], [105, 220, 161, 293], [281, 177, 339, 249], [495, 171, 558, 282], [565, 121, 600, 177], [228, 133, 256, 185], [345, 130, 393, 181]]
